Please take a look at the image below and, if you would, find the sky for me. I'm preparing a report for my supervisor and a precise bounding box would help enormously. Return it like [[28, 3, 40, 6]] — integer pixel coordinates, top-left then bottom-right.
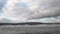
[[0, 0, 60, 23]]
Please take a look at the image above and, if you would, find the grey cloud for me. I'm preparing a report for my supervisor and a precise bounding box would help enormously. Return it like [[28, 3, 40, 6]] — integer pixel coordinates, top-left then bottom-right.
[[27, 0, 60, 20], [2, 0, 60, 23], [0, 18, 17, 23], [27, 17, 60, 23]]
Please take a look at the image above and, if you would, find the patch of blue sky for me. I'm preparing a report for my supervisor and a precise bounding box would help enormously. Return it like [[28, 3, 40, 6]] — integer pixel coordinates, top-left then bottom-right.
[[0, 0, 7, 9], [20, 2, 31, 9], [0, 0, 7, 13], [20, 2, 35, 13]]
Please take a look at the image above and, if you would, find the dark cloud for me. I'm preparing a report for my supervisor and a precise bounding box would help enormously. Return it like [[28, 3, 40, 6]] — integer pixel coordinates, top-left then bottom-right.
[[27, 0, 60, 20]]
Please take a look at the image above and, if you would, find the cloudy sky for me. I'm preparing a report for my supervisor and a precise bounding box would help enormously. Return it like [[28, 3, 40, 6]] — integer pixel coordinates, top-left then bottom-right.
[[0, 0, 60, 23]]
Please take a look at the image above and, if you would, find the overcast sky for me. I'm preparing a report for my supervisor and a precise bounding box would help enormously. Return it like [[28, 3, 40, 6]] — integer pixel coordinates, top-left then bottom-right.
[[0, 0, 60, 23]]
